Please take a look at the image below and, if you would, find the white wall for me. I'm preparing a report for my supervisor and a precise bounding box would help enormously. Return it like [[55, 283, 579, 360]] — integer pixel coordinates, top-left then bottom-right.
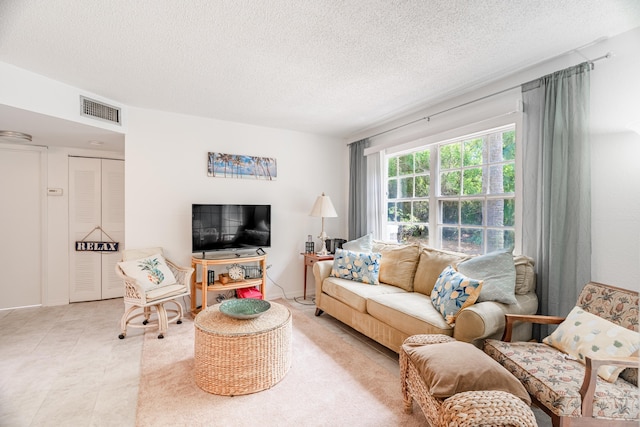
[[125, 108, 347, 300], [352, 28, 640, 291]]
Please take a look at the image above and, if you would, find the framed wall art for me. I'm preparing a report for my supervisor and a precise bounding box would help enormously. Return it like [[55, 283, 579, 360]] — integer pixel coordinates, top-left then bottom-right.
[[207, 152, 277, 180]]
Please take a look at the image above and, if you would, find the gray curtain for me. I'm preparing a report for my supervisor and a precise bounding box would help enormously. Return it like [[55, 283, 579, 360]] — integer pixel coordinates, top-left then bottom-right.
[[348, 138, 370, 240], [521, 62, 591, 338]]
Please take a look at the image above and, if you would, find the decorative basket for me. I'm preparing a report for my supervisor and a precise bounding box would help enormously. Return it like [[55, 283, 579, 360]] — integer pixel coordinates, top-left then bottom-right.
[[244, 265, 263, 279]]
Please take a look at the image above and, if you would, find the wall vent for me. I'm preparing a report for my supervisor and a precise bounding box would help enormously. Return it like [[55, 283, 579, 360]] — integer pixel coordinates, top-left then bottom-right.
[[80, 96, 121, 125]]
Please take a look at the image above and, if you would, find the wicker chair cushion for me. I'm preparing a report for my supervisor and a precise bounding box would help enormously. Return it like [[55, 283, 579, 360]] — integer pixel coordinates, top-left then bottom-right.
[[118, 253, 177, 291], [146, 284, 187, 302], [402, 340, 531, 404], [484, 339, 640, 419]]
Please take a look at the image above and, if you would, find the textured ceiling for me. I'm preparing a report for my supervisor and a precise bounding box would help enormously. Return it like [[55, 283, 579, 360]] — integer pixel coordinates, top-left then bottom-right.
[[1, 0, 639, 142]]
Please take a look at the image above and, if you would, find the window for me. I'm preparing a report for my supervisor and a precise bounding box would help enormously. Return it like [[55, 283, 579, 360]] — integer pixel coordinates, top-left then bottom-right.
[[385, 125, 516, 255]]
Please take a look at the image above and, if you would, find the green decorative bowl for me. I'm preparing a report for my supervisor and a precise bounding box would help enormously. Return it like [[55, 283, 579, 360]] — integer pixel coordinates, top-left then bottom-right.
[[220, 299, 271, 319]]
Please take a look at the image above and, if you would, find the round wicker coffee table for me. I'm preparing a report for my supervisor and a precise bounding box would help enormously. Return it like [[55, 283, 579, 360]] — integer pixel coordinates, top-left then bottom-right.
[[194, 301, 292, 396]]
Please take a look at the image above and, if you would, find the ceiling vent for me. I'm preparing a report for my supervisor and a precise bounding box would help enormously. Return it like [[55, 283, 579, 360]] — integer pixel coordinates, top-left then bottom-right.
[[80, 96, 121, 125]]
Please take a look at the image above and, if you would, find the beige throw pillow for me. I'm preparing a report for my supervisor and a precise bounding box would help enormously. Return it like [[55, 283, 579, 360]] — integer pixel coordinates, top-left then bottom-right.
[[371, 242, 419, 291], [403, 340, 531, 404], [413, 246, 468, 295]]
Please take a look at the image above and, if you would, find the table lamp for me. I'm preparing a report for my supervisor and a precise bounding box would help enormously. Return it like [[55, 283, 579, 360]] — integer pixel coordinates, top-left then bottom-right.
[[309, 192, 338, 256]]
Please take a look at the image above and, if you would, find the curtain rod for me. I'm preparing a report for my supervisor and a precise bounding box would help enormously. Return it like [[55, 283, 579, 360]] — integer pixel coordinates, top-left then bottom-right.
[[351, 52, 611, 143]]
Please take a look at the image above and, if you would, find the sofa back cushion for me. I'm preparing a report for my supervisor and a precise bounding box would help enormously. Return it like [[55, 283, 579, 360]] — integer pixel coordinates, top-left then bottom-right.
[[514, 255, 536, 294], [372, 241, 419, 292], [413, 246, 468, 296]]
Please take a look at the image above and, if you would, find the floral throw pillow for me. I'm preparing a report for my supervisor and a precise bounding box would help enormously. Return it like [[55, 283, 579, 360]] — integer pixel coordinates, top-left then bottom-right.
[[543, 305, 640, 382], [118, 254, 177, 291], [330, 248, 381, 284], [430, 265, 483, 325]]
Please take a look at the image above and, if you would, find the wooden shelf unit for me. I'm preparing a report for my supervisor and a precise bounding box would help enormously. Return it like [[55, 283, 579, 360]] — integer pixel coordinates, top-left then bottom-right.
[[190, 253, 267, 314]]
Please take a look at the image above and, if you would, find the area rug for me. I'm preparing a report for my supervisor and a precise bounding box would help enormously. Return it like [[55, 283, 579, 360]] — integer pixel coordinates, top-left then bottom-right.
[[136, 301, 425, 426]]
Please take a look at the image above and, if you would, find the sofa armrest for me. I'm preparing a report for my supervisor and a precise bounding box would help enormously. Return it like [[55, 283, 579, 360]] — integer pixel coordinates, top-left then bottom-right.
[[580, 355, 639, 417], [453, 301, 507, 343], [312, 260, 333, 296], [502, 313, 565, 342]]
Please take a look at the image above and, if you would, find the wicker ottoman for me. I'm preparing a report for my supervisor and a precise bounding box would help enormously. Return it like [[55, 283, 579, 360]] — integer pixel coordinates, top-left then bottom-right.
[[194, 301, 292, 396], [400, 334, 536, 427]]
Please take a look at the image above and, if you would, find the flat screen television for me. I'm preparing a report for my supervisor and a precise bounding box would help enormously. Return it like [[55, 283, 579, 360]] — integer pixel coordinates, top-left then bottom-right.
[[192, 204, 271, 254]]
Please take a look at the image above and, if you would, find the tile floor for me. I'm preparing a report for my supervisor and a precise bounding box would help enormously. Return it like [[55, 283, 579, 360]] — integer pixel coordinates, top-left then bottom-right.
[[0, 296, 551, 427]]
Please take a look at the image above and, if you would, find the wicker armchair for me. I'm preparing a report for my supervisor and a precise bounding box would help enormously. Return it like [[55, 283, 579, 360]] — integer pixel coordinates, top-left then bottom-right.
[[115, 247, 193, 339]]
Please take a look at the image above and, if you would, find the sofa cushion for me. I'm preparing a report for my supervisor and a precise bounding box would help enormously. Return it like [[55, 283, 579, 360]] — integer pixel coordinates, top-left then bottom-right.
[[485, 339, 640, 419], [372, 241, 419, 291], [330, 249, 381, 284], [542, 306, 640, 382], [514, 255, 536, 294], [342, 233, 373, 252], [403, 340, 531, 404], [413, 246, 468, 295], [321, 276, 406, 313], [367, 293, 452, 337], [431, 265, 483, 325], [457, 249, 517, 305]]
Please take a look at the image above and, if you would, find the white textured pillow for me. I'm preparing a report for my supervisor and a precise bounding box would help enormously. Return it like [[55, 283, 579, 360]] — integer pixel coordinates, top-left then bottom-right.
[[457, 249, 517, 305], [543, 306, 640, 382], [118, 254, 177, 291], [342, 233, 373, 253]]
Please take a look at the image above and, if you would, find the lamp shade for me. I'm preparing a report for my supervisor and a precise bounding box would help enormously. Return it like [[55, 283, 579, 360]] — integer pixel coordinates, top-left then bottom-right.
[[309, 193, 337, 218]]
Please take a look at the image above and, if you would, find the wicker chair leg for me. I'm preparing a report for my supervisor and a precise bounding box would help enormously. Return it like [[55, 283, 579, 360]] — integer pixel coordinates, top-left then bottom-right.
[[155, 303, 168, 339]]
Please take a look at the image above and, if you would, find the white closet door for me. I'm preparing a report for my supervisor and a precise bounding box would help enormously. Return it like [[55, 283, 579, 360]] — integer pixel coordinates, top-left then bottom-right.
[[0, 146, 43, 309], [69, 157, 102, 302], [101, 159, 124, 299]]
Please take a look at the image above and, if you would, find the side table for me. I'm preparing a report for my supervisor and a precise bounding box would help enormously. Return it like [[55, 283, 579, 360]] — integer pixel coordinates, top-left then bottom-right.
[[301, 253, 334, 300], [194, 301, 292, 396]]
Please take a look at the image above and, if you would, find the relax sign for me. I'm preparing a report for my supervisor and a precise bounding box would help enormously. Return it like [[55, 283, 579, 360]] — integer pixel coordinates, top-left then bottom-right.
[[75, 241, 119, 252]]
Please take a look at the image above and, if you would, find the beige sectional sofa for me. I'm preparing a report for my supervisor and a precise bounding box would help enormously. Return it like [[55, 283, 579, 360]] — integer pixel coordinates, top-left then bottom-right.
[[313, 241, 538, 351]]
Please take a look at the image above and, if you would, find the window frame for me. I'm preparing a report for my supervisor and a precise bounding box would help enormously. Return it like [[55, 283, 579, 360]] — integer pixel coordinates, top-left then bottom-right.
[[383, 117, 523, 255]]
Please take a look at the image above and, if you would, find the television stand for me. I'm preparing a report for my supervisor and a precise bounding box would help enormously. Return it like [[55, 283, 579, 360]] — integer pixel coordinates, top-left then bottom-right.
[[190, 253, 267, 315]]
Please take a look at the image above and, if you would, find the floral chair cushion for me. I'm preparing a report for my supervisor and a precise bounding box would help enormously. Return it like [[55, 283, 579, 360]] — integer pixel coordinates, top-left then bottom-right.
[[484, 339, 640, 420]]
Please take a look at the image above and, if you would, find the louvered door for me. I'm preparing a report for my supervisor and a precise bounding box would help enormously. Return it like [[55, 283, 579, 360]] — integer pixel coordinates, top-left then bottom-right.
[[69, 157, 124, 302]]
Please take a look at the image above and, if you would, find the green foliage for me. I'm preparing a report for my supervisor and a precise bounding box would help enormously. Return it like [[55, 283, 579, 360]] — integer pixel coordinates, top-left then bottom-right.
[[388, 158, 397, 177], [415, 175, 429, 197], [398, 224, 429, 243], [399, 154, 413, 175], [440, 143, 461, 169], [413, 200, 429, 222], [397, 201, 412, 222], [442, 201, 459, 224], [463, 168, 482, 195], [387, 202, 396, 222], [388, 179, 397, 199], [503, 130, 515, 160], [400, 177, 413, 198], [503, 164, 515, 193], [463, 138, 483, 166], [504, 199, 515, 226], [461, 200, 482, 225], [440, 171, 461, 196], [415, 150, 430, 172]]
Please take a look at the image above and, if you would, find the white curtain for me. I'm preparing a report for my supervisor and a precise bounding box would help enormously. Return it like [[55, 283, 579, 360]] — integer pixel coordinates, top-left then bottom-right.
[[366, 151, 384, 240], [521, 62, 591, 338]]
